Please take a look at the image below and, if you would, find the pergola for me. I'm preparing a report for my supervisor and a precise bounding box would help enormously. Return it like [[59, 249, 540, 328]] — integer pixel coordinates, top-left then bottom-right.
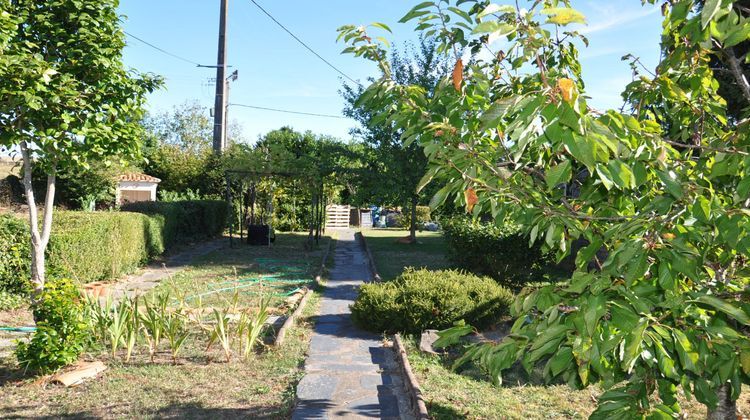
[[224, 169, 326, 249]]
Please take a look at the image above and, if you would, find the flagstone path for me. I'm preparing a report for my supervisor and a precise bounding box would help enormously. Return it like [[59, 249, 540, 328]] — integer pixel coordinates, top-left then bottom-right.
[[293, 229, 412, 420]]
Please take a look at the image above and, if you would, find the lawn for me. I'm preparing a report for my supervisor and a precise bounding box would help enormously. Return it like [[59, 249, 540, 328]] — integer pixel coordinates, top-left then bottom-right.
[[0, 233, 329, 419], [361, 228, 450, 281], [403, 337, 750, 419]]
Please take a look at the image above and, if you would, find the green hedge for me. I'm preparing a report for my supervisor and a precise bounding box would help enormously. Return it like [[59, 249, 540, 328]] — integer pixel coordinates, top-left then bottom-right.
[[351, 268, 514, 334], [0, 200, 228, 292], [122, 200, 227, 250], [0, 214, 31, 293], [442, 218, 552, 289]]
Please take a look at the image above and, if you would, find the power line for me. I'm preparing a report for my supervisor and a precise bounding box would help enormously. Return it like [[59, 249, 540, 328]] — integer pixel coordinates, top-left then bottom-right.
[[229, 103, 346, 119], [124, 31, 203, 67], [246, 0, 362, 87]]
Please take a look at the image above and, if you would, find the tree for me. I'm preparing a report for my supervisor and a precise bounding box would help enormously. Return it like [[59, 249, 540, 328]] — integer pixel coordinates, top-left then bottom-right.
[[342, 36, 450, 241], [0, 0, 160, 301], [340, 1, 750, 418], [142, 101, 244, 196]]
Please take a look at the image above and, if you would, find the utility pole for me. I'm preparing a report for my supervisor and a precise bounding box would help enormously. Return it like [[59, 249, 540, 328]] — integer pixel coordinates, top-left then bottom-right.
[[212, 0, 229, 153], [224, 70, 239, 149]]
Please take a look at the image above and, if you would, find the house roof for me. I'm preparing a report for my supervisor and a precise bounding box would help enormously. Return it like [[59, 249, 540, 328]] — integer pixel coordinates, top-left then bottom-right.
[[118, 173, 161, 183]]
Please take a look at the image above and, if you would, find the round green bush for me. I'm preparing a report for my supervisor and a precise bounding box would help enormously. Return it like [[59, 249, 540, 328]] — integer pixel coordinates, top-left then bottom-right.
[[351, 268, 514, 334]]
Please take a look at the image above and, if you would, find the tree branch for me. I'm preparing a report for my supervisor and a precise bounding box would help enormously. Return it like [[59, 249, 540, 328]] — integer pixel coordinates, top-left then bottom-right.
[[725, 46, 750, 103]]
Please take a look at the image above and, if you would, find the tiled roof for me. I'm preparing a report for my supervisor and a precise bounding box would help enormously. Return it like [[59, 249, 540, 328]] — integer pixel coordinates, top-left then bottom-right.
[[118, 173, 161, 183]]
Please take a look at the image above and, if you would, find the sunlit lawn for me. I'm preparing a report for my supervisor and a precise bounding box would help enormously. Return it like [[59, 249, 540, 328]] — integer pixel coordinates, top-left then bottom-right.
[[361, 228, 450, 281]]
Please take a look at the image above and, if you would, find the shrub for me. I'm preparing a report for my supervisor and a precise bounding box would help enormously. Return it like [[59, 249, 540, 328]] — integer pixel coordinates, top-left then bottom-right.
[[351, 268, 514, 334], [15, 278, 89, 374], [0, 214, 31, 293], [122, 200, 228, 249], [0, 200, 227, 291], [442, 218, 552, 288], [48, 212, 153, 282], [397, 205, 431, 229]]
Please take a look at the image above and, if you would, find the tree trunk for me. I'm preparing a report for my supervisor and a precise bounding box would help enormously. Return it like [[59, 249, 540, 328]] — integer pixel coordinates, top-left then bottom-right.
[[409, 194, 418, 243], [20, 141, 56, 306], [707, 383, 737, 420]]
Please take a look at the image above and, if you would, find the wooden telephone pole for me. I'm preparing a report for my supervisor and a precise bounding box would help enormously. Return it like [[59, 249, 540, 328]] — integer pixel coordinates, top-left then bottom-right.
[[212, 0, 229, 153]]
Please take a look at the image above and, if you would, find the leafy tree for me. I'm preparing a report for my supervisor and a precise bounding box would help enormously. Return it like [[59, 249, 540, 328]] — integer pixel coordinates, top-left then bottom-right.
[[340, 1, 750, 418], [0, 0, 159, 301], [342, 36, 450, 240], [141, 101, 243, 196]]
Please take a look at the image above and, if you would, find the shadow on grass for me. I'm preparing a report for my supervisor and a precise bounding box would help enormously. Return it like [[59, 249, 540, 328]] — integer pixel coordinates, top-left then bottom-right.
[[0, 401, 291, 420]]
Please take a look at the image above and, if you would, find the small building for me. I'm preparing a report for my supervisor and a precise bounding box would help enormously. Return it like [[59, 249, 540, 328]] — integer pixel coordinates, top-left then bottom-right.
[[116, 173, 161, 205]]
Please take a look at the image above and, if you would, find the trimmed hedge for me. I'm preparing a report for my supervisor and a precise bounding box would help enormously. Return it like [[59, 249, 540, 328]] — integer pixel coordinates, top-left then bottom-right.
[[0, 214, 31, 293], [122, 200, 227, 250], [351, 268, 514, 334], [442, 218, 552, 288], [0, 200, 228, 292]]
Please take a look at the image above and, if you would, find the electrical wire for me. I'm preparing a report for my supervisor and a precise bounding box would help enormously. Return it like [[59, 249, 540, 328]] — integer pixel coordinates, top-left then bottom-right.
[[246, 0, 362, 87], [124, 31, 204, 67], [229, 103, 346, 119]]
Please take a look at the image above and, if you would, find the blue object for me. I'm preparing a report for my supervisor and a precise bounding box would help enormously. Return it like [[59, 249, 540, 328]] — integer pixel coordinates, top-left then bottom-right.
[[370, 205, 381, 227]]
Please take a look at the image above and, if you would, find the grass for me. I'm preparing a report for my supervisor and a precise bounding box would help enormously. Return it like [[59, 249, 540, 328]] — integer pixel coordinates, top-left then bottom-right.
[[0, 232, 329, 418], [152, 233, 328, 314], [361, 228, 449, 281], [402, 337, 750, 419]]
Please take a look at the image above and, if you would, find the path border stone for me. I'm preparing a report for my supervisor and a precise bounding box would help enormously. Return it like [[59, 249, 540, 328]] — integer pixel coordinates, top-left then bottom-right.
[[356, 231, 382, 282], [358, 231, 430, 419], [274, 236, 333, 346], [394, 333, 430, 419]]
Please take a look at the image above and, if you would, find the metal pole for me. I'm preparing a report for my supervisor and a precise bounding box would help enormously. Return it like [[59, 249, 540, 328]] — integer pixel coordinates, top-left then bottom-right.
[[225, 173, 233, 248], [212, 0, 229, 153]]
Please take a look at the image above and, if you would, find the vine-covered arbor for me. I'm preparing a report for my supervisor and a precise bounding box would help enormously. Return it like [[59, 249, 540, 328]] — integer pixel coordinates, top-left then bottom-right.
[[224, 169, 326, 248], [223, 127, 349, 249]]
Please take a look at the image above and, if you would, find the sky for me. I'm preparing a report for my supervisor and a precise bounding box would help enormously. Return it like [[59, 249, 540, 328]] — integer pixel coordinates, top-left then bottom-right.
[[118, 1, 664, 144]]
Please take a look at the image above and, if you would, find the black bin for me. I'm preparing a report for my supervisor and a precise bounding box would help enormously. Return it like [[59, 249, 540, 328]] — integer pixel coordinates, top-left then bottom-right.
[[247, 224, 270, 246]]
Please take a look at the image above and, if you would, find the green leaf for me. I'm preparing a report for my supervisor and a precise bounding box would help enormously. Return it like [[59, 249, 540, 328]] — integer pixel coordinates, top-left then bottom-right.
[[540, 7, 587, 26], [622, 319, 647, 372], [547, 346, 573, 376], [545, 160, 572, 190], [478, 4, 516, 18], [607, 160, 635, 190], [429, 184, 452, 210], [657, 171, 684, 199], [433, 321, 474, 349], [365, 22, 390, 34], [417, 166, 440, 193], [673, 329, 700, 373], [693, 295, 750, 325], [701, 0, 722, 29], [692, 196, 711, 224]]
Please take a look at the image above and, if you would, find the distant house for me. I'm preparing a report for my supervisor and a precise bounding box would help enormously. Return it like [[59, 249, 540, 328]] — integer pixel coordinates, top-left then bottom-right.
[[116, 173, 161, 205]]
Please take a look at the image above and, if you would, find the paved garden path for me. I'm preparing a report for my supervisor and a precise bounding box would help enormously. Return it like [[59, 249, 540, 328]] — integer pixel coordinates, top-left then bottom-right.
[[293, 229, 411, 420]]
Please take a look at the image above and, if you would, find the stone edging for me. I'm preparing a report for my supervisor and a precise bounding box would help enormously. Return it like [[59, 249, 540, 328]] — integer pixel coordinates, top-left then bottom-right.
[[393, 333, 430, 419], [355, 231, 382, 282], [274, 237, 333, 346]]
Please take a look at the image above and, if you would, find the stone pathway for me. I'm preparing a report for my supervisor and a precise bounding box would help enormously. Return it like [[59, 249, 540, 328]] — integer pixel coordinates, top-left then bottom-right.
[[293, 229, 412, 420]]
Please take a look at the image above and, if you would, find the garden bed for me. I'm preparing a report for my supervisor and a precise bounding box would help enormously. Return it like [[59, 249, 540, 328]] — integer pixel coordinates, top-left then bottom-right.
[[0, 232, 330, 418]]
